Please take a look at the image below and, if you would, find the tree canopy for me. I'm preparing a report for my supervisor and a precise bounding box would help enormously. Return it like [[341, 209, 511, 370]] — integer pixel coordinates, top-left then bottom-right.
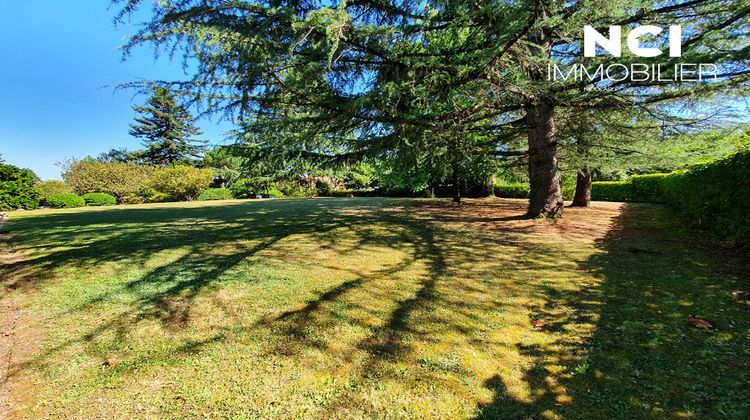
[[115, 0, 750, 214]]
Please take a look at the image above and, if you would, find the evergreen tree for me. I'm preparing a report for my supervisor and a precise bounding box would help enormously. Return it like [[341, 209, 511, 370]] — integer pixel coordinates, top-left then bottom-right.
[[98, 147, 146, 164], [116, 0, 750, 216], [129, 87, 206, 165]]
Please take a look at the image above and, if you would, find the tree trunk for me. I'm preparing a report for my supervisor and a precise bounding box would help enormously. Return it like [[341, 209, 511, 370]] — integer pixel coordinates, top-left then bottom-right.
[[452, 180, 461, 203], [485, 175, 496, 197], [571, 169, 592, 207], [527, 103, 564, 217], [451, 155, 461, 203]]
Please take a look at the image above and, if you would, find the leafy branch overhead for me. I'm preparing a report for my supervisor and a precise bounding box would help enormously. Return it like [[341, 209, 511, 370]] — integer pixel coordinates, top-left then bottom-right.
[[114, 0, 749, 213]]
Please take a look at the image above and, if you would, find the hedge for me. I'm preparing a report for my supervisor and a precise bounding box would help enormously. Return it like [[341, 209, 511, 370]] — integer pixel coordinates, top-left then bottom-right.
[[82, 192, 117, 206], [591, 174, 668, 203], [46, 193, 86, 208], [590, 148, 749, 247], [661, 148, 749, 246], [197, 188, 234, 201], [628, 174, 668, 203], [591, 181, 630, 202], [491, 182, 574, 200], [494, 183, 529, 199]]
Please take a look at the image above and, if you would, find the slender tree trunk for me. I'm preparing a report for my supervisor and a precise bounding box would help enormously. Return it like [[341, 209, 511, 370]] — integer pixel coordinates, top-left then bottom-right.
[[452, 179, 461, 203], [451, 150, 461, 203], [570, 168, 592, 207], [527, 103, 564, 217], [485, 175, 496, 197]]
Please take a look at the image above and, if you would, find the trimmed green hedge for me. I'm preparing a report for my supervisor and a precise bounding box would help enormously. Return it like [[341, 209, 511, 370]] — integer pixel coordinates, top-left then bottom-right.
[[662, 148, 749, 246], [491, 183, 573, 200], [591, 174, 669, 203], [494, 183, 529, 198], [82, 192, 117, 206], [197, 188, 234, 201], [46, 193, 86, 208], [628, 174, 668, 203], [590, 148, 749, 246], [591, 181, 630, 202]]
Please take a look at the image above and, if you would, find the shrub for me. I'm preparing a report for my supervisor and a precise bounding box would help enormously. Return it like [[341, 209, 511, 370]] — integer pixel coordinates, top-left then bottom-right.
[[324, 190, 356, 198], [63, 160, 152, 201], [267, 188, 284, 198], [36, 180, 72, 205], [148, 165, 213, 201], [46, 193, 86, 208], [0, 164, 40, 211], [229, 179, 259, 199], [560, 176, 577, 201], [661, 148, 750, 247], [494, 183, 529, 199], [197, 188, 234, 201], [628, 174, 668, 203], [561, 185, 576, 201], [370, 186, 429, 197], [278, 182, 316, 198], [82, 192, 117, 206], [350, 189, 379, 197], [315, 180, 333, 196], [133, 186, 168, 203], [121, 193, 145, 205], [591, 181, 630, 202]]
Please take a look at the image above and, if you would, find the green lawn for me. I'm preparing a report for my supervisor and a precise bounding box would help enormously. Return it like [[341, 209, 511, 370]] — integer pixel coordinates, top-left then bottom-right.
[[1, 198, 748, 418]]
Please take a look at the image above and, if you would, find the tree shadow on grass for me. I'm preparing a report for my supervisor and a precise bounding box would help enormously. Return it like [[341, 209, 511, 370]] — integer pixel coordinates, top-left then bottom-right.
[[12, 199, 737, 417], [2, 199, 542, 385], [478, 204, 750, 418], [249, 202, 585, 416]]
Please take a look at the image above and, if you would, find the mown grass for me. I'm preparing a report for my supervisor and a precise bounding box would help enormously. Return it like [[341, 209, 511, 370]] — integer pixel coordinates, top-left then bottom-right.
[[1, 198, 748, 418]]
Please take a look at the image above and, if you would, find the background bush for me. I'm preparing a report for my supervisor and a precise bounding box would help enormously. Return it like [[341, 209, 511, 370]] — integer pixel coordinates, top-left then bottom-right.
[[278, 182, 316, 198], [82, 192, 117, 206], [197, 188, 234, 201], [148, 166, 213, 201], [36, 180, 72, 205], [315, 180, 333, 196], [229, 179, 263, 199], [591, 181, 630, 202], [0, 163, 40, 210], [494, 183, 529, 199], [63, 160, 152, 202], [46, 193, 86, 208], [267, 188, 284, 198]]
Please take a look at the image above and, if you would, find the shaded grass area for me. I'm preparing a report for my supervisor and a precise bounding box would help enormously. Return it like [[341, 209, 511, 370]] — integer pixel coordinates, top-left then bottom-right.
[[1, 198, 748, 418]]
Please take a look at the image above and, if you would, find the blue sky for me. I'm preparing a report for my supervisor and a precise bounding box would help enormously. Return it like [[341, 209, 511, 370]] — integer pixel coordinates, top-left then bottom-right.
[[0, 1, 232, 180]]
